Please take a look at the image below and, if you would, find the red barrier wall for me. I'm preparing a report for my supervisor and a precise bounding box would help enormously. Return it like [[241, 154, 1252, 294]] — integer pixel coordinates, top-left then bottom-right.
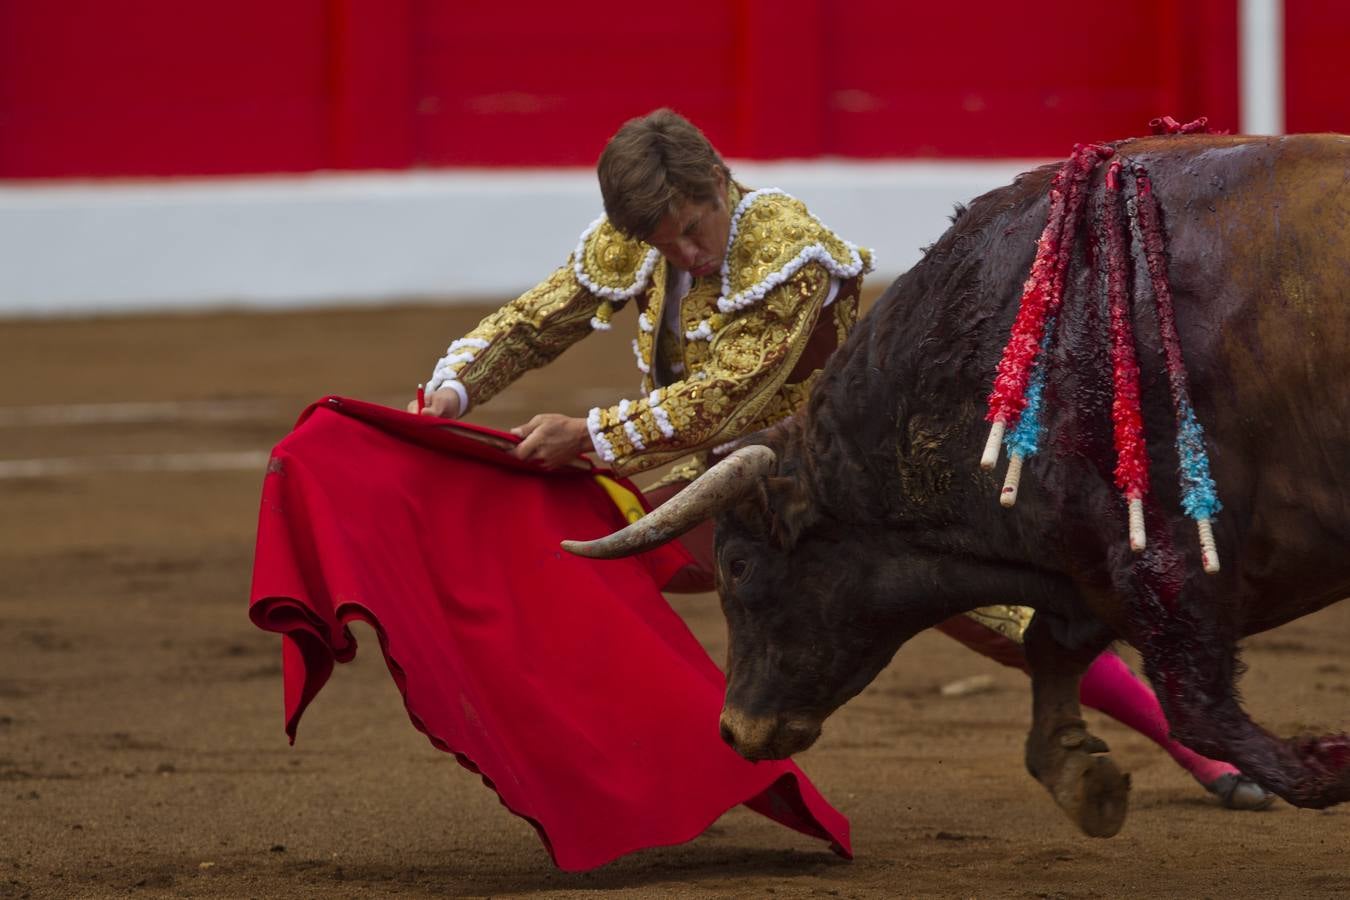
[[0, 0, 1341, 178], [0, 1, 331, 176], [1285, 0, 1350, 133]]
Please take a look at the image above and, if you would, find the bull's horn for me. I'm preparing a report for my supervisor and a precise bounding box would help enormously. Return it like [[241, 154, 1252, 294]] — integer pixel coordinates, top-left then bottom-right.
[[562, 444, 777, 559]]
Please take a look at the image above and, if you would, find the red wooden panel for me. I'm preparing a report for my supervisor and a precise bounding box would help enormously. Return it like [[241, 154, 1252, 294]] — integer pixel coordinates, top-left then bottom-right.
[[733, 0, 828, 159], [1175, 0, 1240, 134], [1284, 0, 1350, 134], [0, 0, 329, 177], [327, 0, 416, 170], [0, 0, 1249, 177], [819, 0, 1238, 157], [408, 0, 741, 166]]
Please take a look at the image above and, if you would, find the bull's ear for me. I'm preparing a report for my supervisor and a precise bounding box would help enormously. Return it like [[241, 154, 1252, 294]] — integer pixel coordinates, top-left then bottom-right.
[[763, 475, 816, 549]]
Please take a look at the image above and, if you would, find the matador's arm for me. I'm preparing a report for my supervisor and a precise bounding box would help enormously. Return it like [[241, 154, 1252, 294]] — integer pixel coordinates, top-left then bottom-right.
[[425, 218, 657, 414]]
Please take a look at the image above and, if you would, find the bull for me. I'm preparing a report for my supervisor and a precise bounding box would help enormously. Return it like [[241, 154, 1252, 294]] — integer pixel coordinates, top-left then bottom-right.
[[564, 133, 1350, 838]]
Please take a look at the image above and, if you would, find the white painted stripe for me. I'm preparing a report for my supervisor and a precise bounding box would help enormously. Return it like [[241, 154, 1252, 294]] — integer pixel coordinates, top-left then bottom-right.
[[0, 450, 271, 479], [1240, 0, 1284, 135], [0, 160, 1041, 316]]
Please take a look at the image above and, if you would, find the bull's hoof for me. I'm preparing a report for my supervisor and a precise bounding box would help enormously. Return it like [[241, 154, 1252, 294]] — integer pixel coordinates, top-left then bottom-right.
[[1051, 753, 1131, 838], [1204, 773, 1276, 811]]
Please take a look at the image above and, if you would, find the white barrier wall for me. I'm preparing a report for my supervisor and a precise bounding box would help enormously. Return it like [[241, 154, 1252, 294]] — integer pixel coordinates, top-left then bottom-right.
[[0, 160, 1043, 316]]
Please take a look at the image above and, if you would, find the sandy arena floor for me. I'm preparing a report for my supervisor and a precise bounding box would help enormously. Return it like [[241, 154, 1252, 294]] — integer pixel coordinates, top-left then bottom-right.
[[2, 303, 1347, 899]]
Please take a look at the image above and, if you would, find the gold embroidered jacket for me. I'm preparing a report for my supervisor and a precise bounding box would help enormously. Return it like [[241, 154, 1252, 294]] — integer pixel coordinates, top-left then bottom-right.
[[427, 186, 873, 476], [963, 604, 1036, 643]]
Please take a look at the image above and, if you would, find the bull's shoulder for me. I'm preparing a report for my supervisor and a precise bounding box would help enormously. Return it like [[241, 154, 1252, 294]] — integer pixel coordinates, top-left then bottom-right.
[[573, 216, 661, 301], [722, 190, 873, 312]]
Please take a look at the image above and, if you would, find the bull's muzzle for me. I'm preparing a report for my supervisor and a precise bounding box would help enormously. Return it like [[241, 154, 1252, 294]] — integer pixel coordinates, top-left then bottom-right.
[[718, 706, 823, 761]]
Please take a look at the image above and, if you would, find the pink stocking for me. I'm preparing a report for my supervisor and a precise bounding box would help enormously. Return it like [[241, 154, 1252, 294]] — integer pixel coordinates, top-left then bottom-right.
[[1079, 650, 1235, 785]]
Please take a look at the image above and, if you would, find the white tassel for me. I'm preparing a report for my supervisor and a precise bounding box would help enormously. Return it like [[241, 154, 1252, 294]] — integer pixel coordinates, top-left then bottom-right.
[[1197, 518, 1220, 574], [1128, 497, 1146, 552], [981, 419, 1005, 470], [999, 453, 1024, 507]]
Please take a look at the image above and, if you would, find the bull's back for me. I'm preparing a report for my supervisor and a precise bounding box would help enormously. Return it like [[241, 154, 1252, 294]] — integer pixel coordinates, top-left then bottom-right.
[[1135, 134, 1350, 627]]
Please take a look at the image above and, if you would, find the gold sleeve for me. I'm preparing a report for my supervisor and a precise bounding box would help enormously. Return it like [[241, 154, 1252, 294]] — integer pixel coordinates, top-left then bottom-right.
[[963, 605, 1036, 643], [428, 262, 602, 410], [425, 218, 656, 411], [588, 262, 833, 476]]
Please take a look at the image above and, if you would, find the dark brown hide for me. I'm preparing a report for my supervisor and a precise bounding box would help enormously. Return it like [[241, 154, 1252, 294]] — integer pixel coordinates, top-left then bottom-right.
[[714, 134, 1350, 824]]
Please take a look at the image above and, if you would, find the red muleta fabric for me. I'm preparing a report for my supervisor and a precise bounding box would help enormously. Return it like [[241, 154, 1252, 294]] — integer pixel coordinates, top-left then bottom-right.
[[248, 397, 851, 871]]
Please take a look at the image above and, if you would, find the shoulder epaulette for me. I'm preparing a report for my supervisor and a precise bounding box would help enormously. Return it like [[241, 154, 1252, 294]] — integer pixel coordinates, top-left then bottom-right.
[[573, 216, 660, 301], [717, 189, 873, 314]]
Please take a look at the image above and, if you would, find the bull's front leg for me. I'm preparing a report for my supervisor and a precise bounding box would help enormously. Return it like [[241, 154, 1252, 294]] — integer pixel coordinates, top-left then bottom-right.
[[1022, 617, 1131, 837]]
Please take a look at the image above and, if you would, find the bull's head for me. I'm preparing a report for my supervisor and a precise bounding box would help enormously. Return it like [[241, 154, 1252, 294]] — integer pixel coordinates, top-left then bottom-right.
[[563, 444, 915, 762]]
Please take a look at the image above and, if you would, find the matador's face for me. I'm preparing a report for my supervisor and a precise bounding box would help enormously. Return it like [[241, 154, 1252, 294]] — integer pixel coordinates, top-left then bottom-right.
[[645, 169, 732, 278]]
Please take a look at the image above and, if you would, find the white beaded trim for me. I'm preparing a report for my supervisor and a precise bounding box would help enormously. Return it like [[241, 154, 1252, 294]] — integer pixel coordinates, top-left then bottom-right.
[[649, 389, 676, 439], [573, 215, 661, 300], [631, 339, 650, 374], [440, 350, 477, 365], [589, 390, 678, 464], [637, 310, 655, 333], [716, 238, 869, 315], [623, 420, 646, 451], [718, 189, 872, 311], [427, 337, 490, 397], [681, 189, 874, 341], [711, 438, 740, 456], [684, 319, 714, 342], [586, 407, 616, 462], [589, 315, 613, 331], [431, 352, 475, 378]]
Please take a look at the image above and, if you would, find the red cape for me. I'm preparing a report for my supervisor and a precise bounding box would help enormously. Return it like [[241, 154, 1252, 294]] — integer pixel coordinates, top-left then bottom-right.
[[248, 397, 850, 871]]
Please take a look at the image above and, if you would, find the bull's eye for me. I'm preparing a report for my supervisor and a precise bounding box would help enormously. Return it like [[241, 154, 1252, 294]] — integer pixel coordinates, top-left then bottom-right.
[[729, 559, 748, 579]]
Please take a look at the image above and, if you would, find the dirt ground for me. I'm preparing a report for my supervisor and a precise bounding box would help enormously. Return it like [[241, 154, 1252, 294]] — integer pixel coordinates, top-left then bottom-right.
[[2, 302, 1347, 899]]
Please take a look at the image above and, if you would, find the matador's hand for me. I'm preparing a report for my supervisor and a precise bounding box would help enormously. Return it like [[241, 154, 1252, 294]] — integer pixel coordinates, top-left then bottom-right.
[[511, 414, 592, 468], [406, 388, 463, 418]]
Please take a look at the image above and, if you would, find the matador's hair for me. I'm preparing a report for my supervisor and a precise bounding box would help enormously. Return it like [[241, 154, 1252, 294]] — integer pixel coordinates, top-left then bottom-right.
[[597, 108, 732, 240]]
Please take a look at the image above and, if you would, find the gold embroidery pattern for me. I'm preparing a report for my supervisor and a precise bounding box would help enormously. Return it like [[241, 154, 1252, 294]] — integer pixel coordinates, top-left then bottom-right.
[[448, 221, 663, 407], [724, 192, 871, 302], [675, 274, 723, 373], [963, 605, 1036, 643], [596, 264, 834, 475], [831, 280, 860, 344], [627, 189, 870, 387], [577, 220, 657, 296], [454, 263, 606, 408], [632, 258, 665, 395], [644, 458, 708, 492]]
